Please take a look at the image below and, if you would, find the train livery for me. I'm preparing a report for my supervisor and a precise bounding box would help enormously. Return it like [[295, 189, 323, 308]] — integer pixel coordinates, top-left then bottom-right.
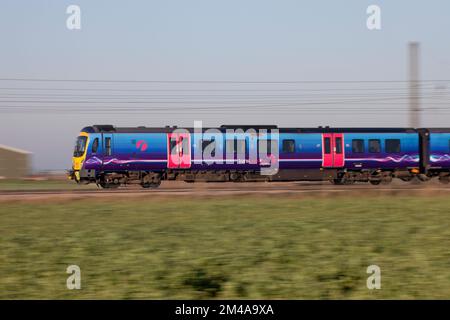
[[69, 125, 450, 188]]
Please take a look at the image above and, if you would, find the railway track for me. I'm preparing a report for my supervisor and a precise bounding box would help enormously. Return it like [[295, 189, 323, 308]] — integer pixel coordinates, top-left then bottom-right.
[[1, 182, 449, 199]]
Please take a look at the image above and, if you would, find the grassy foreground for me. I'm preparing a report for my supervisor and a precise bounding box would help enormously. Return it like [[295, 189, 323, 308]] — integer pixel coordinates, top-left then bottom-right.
[[0, 179, 97, 191], [1, 195, 450, 299]]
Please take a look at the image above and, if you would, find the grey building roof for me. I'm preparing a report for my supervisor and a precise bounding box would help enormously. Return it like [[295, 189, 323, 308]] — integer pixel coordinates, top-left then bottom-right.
[[0, 144, 32, 154]]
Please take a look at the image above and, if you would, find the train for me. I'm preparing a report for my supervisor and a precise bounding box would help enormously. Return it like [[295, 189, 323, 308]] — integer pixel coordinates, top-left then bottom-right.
[[68, 124, 450, 188]]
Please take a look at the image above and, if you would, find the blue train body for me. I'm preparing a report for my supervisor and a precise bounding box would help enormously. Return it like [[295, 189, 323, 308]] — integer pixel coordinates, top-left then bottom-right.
[[429, 132, 450, 167], [69, 125, 450, 187]]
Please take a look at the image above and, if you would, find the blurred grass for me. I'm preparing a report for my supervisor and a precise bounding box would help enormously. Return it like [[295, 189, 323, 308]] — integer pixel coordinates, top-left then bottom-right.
[[0, 179, 96, 191], [0, 195, 450, 299]]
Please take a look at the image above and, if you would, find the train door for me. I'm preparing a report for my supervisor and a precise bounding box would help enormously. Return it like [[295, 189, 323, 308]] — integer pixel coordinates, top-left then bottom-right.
[[322, 133, 333, 167], [322, 133, 345, 167], [101, 133, 114, 170], [333, 133, 345, 167], [167, 132, 191, 169]]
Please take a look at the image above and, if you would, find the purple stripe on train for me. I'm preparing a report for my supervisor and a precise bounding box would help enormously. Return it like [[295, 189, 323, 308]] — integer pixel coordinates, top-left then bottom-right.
[[348, 155, 419, 163], [430, 154, 450, 163]]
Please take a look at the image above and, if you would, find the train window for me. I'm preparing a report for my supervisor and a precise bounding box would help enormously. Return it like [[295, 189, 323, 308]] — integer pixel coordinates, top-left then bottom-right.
[[259, 139, 268, 154], [335, 137, 342, 154], [105, 137, 112, 156], [282, 140, 295, 153], [324, 137, 331, 154], [181, 136, 190, 155], [237, 139, 246, 155], [170, 138, 178, 155], [202, 139, 215, 157], [385, 139, 401, 153], [369, 139, 381, 153], [352, 139, 364, 153], [92, 138, 99, 153], [73, 136, 87, 157], [226, 139, 234, 155], [180, 137, 191, 155], [225, 139, 246, 155]]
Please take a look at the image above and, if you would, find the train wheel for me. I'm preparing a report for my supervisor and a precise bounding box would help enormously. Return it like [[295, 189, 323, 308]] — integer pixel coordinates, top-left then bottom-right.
[[332, 178, 354, 185], [141, 180, 161, 189], [99, 182, 120, 189], [369, 180, 381, 185], [141, 173, 161, 188], [331, 178, 344, 185]]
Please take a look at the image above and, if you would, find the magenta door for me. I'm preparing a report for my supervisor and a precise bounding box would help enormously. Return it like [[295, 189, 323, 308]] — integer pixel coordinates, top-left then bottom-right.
[[167, 133, 191, 169], [333, 133, 345, 167], [322, 133, 345, 168], [322, 133, 333, 167]]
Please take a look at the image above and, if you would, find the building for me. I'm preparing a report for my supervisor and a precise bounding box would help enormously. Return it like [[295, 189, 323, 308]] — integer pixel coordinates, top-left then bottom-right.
[[0, 144, 32, 179]]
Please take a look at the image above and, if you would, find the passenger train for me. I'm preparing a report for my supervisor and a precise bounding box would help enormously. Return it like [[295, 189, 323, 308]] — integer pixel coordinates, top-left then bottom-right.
[[69, 125, 450, 188]]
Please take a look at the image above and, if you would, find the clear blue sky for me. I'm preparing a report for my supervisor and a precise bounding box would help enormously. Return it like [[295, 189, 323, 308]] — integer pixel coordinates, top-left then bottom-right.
[[0, 0, 449, 170]]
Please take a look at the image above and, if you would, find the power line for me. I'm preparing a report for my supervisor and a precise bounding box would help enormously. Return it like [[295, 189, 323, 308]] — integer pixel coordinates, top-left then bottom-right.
[[0, 103, 449, 111], [0, 78, 450, 84], [0, 95, 447, 104], [0, 85, 441, 93], [0, 91, 446, 98]]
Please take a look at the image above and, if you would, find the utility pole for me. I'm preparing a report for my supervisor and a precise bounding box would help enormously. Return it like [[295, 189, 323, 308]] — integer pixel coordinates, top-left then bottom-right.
[[409, 42, 420, 128]]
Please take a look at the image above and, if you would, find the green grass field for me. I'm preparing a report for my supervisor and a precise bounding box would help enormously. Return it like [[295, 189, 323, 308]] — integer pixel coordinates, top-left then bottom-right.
[[1, 194, 450, 299], [0, 179, 97, 191]]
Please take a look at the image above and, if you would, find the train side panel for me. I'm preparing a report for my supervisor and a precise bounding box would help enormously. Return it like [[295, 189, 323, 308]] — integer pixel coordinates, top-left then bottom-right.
[[278, 133, 322, 169], [84, 133, 168, 174], [83, 133, 101, 171], [344, 133, 420, 170], [429, 132, 450, 169]]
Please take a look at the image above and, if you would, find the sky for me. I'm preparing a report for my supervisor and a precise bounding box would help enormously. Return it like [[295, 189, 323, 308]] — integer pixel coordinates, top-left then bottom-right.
[[0, 0, 449, 171]]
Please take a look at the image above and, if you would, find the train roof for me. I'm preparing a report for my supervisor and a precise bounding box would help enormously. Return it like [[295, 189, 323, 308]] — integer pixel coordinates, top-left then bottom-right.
[[423, 128, 450, 133], [80, 125, 424, 134]]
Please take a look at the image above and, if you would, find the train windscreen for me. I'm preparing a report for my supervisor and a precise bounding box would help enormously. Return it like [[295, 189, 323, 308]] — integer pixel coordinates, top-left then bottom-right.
[[73, 136, 87, 157]]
